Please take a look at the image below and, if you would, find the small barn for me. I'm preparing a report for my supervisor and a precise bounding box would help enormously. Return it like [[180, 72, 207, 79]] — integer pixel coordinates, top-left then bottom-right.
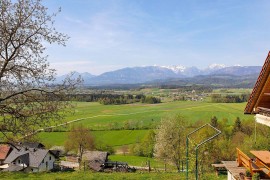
[[83, 151, 109, 171]]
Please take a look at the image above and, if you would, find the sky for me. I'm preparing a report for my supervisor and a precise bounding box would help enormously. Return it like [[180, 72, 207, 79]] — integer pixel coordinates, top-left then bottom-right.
[[43, 0, 270, 75]]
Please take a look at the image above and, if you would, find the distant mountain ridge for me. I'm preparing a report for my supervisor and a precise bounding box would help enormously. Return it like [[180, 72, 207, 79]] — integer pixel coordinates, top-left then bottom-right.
[[56, 65, 261, 86]]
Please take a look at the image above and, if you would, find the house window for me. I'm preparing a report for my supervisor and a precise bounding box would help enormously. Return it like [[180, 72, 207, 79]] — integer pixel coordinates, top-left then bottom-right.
[[49, 156, 51, 160], [18, 159, 21, 164], [42, 159, 44, 163]]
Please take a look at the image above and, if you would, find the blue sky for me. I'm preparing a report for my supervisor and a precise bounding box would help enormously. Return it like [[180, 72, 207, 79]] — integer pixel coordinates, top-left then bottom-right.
[[44, 0, 270, 75]]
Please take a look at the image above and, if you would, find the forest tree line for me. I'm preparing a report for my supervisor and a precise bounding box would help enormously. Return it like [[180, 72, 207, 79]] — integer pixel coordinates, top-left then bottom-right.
[[211, 93, 250, 103], [68, 94, 161, 105]]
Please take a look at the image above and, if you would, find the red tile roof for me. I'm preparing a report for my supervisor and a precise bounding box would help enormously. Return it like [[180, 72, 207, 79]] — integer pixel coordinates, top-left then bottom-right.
[[0, 145, 11, 160]]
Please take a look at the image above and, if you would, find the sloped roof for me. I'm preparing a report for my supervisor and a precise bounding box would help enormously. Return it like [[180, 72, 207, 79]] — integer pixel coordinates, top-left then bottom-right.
[[21, 142, 45, 149], [4, 148, 30, 164], [0, 145, 11, 160], [83, 151, 108, 171], [4, 147, 55, 168], [83, 151, 108, 162], [245, 51, 270, 114]]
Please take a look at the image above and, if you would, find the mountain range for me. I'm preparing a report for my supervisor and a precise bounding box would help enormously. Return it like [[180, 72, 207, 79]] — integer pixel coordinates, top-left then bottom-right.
[[57, 64, 262, 87]]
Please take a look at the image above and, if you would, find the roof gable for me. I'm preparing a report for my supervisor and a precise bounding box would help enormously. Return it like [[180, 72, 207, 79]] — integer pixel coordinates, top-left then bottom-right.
[[29, 149, 49, 167], [245, 51, 270, 114], [4, 147, 54, 168], [83, 151, 108, 162], [4, 148, 28, 164]]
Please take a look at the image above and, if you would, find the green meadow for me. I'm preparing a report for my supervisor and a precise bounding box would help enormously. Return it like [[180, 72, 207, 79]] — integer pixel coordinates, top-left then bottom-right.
[[39, 130, 149, 147], [39, 101, 253, 149], [0, 171, 226, 180], [54, 101, 251, 129]]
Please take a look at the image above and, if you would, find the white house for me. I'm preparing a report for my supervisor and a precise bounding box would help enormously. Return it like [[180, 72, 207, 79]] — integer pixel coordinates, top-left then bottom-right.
[[3, 147, 56, 172]]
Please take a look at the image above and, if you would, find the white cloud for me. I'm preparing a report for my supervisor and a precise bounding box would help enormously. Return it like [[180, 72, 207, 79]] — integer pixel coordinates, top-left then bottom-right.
[[50, 60, 124, 75], [44, 0, 269, 74]]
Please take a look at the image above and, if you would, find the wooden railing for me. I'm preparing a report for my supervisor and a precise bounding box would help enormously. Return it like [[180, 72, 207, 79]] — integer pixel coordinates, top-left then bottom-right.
[[254, 158, 270, 177], [236, 148, 262, 176]]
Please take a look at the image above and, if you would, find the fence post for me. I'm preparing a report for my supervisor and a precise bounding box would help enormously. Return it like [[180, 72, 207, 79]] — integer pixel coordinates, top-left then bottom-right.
[[182, 160, 184, 172], [148, 160, 151, 172]]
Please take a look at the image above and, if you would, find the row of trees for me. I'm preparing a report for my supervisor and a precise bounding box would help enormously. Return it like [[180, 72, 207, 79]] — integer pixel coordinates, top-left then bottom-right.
[[211, 94, 250, 103], [69, 93, 161, 105], [99, 95, 161, 105]]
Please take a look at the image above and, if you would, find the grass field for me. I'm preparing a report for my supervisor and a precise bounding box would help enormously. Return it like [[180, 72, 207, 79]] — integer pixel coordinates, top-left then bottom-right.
[[109, 154, 167, 168], [39, 130, 149, 147], [52, 101, 252, 130], [0, 171, 226, 180], [38, 101, 253, 149]]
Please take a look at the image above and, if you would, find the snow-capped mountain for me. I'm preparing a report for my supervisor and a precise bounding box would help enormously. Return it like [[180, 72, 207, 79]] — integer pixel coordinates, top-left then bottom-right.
[[207, 63, 227, 70], [161, 65, 187, 74], [161, 65, 203, 77], [210, 66, 260, 76], [84, 66, 182, 85], [57, 65, 261, 86]]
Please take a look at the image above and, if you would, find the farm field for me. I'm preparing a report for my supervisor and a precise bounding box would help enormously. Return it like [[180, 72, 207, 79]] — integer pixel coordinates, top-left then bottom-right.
[[38, 101, 253, 153], [49, 101, 252, 131]]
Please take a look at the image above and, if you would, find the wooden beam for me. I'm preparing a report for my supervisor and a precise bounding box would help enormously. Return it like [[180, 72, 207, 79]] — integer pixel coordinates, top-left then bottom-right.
[[254, 74, 270, 113]]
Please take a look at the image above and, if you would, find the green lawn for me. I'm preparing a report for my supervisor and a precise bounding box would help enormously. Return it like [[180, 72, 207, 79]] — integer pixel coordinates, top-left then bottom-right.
[[109, 155, 165, 168], [39, 130, 149, 147], [0, 171, 226, 180]]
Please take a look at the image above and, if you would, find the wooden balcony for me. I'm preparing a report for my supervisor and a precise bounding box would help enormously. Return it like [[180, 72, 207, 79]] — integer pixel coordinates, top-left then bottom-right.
[[236, 148, 270, 179], [236, 148, 262, 176], [258, 107, 270, 117]]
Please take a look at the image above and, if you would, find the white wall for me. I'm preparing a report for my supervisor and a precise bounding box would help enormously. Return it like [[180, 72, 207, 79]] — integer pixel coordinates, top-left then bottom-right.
[[37, 152, 55, 172]]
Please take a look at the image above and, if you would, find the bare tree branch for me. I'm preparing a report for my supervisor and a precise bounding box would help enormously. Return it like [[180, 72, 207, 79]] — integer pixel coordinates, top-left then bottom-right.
[[0, 0, 81, 141]]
